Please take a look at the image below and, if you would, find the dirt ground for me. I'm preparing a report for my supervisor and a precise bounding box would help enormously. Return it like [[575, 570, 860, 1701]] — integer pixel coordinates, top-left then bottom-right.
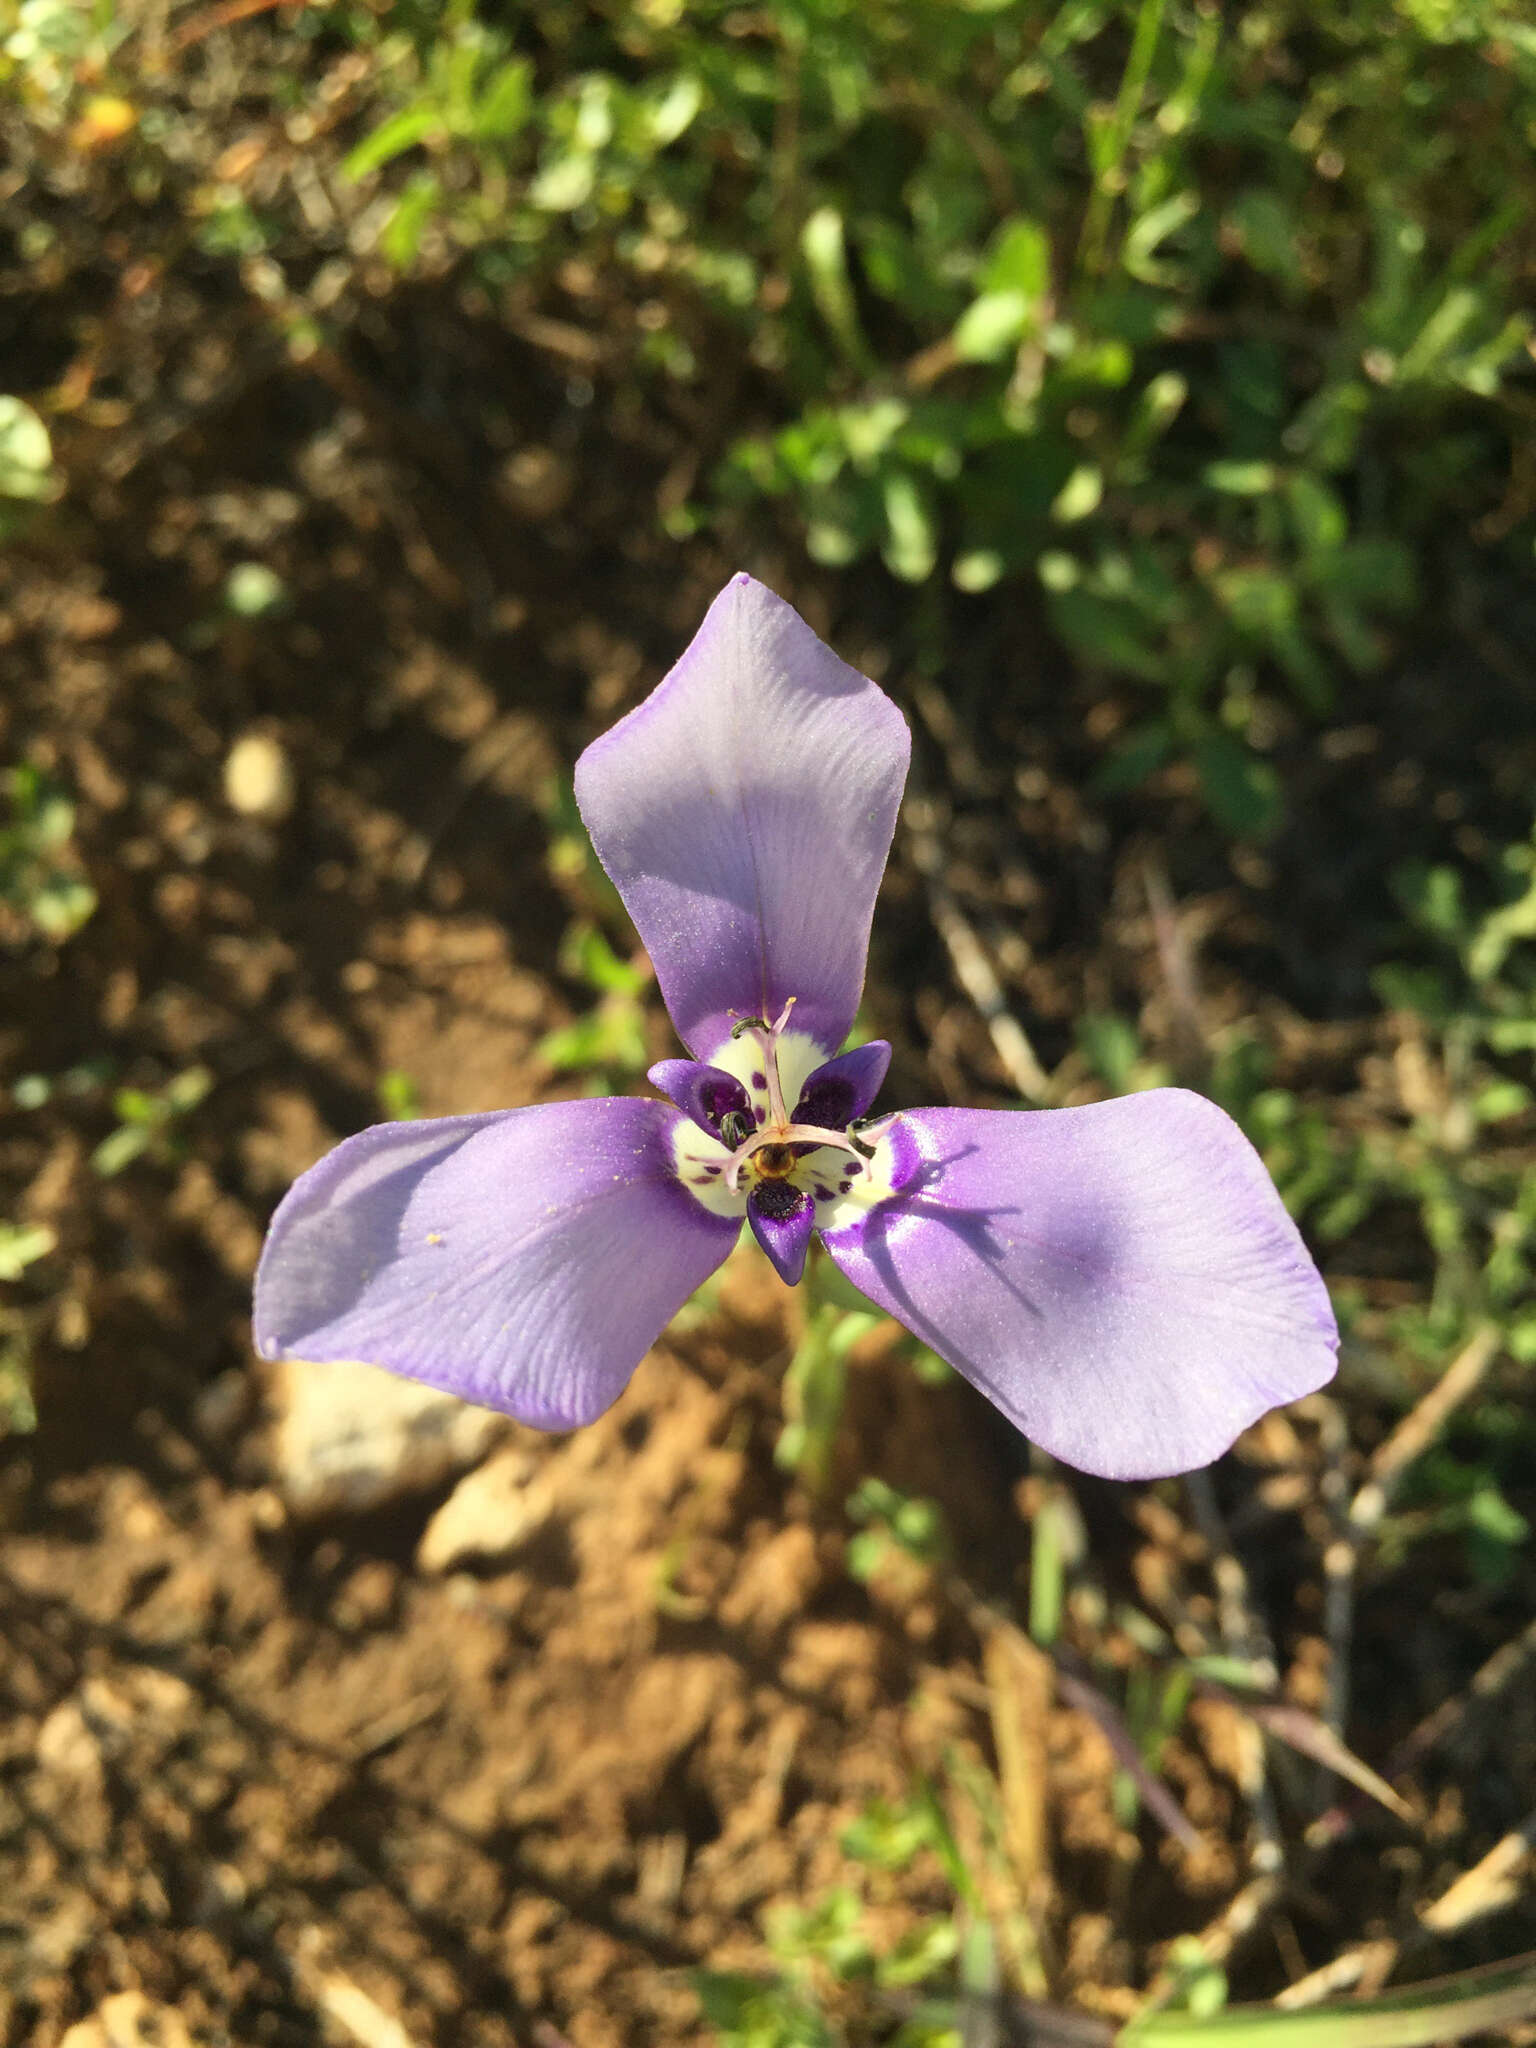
[[2, 274, 1535, 2048]]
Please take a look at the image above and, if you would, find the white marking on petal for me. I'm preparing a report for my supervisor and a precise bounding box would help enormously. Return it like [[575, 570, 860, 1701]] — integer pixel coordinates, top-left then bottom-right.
[[703, 1026, 825, 1125], [671, 1118, 749, 1220], [813, 1119, 906, 1234]]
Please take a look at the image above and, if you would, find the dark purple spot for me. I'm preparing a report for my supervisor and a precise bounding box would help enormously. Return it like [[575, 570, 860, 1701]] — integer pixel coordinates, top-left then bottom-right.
[[838, 1178, 853, 1194], [705, 1164, 721, 1176], [814, 1185, 832, 1201], [754, 1108, 766, 1126], [751, 1069, 767, 1090], [846, 1160, 861, 1176], [698, 1076, 749, 1128], [752, 1178, 808, 1221]]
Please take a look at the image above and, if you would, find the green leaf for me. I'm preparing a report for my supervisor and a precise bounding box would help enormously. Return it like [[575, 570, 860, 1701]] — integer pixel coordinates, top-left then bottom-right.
[[1123, 190, 1200, 287], [1467, 1483, 1529, 1548], [1078, 1011, 1143, 1091], [0, 1222, 55, 1282], [841, 1796, 938, 1872], [801, 206, 873, 372], [837, 397, 908, 468], [1213, 567, 1296, 635], [91, 1123, 151, 1178], [224, 562, 285, 617], [1398, 285, 1481, 383], [1313, 539, 1415, 612], [881, 471, 937, 582], [877, 1917, 958, 1989], [644, 71, 702, 148], [1121, 372, 1188, 462], [342, 103, 440, 181], [165, 1066, 212, 1115], [982, 216, 1051, 298], [380, 171, 443, 268], [952, 548, 1006, 592], [1474, 1081, 1531, 1123], [1194, 730, 1282, 838], [1286, 473, 1348, 554], [1226, 189, 1304, 292], [0, 397, 57, 502], [952, 289, 1031, 363], [1093, 720, 1173, 794], [1204, 460, 1278, 496], [377, 1070, 422, 1121], [1372, 963, 1454, 1025], [529, 150, 596, 213], [27, 876, 95, 941], [1047, 589, 1167, 683], [471, 57, 532, 141], [1051, 463, 1103, 523]]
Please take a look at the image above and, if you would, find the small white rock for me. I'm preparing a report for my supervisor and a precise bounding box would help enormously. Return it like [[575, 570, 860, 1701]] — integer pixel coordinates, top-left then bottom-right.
[[417, 1446, 557, 1573], [61, 1992, 199, 2048], [223, 730, 294, 822], [36, 1699, 104, 1782], [193, 1367, 251, 1443], [269, 1357, 504, 1516]]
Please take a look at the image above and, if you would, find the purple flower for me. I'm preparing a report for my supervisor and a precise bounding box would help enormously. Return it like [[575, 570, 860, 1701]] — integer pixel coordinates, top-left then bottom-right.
[[253, 574, 1336, 1480]]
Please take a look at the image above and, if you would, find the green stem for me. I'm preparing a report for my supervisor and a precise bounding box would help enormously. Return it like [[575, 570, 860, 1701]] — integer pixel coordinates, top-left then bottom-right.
[[1077, 0, 1170, 279]]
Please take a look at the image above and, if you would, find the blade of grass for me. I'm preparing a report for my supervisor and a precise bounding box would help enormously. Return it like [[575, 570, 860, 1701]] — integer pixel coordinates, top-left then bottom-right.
[[1119, 1947, 1536, 2045], [1054, 1665, 1199, 1853], [1194, 1690, 1413, 1825]]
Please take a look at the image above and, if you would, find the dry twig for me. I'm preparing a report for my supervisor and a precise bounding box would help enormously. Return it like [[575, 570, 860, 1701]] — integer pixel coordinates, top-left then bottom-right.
[[1277, 1808, 1536, 2008], [1186, 1469, 1284, 1879], [1320, 1323, 1502, 1756], [906, 795, 1053, 1103]]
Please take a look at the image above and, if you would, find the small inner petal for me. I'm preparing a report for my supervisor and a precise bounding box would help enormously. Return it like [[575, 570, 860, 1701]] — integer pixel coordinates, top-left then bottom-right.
[[747, 1178, 816, 1285], [792, 1040, 891, 1131], [650, 1058, 752, 1141]]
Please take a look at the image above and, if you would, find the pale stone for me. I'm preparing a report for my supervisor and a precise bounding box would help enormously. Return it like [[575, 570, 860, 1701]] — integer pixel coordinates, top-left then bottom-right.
[[416, 1445, 557, 1573], [223, 729, 294, 821], [270, 1356, 503, 1516], [36, 1670, 197, 1781], [61, 1992, 199, 2048]]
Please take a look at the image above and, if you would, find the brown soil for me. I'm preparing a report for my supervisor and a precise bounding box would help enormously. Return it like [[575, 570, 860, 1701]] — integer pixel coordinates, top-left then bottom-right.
[[3, 281, 1534, 2048]]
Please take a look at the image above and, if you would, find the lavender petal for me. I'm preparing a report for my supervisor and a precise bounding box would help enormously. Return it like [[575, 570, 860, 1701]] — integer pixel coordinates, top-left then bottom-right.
[[253, 1098, 741, 1429], [574, 574, 910, 1059], [822, 1092, 1337, 1481]]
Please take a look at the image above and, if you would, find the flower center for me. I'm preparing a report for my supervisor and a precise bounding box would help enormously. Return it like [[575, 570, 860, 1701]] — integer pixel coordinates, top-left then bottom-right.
[[667, 1000, 907, 1255], [752, 1141, 798, 1179], [717, 1000, 872, 1196]]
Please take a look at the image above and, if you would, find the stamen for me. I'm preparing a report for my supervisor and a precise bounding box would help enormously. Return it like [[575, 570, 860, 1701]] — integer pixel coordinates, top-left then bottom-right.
[[723, 1120, 878, 1193], [716, 993, 890, 1196], [750, 996, 797, 1131]]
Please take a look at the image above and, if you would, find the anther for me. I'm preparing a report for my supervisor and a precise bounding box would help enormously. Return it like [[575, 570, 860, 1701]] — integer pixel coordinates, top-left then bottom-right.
[[720, 1109, 754, 1149]]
